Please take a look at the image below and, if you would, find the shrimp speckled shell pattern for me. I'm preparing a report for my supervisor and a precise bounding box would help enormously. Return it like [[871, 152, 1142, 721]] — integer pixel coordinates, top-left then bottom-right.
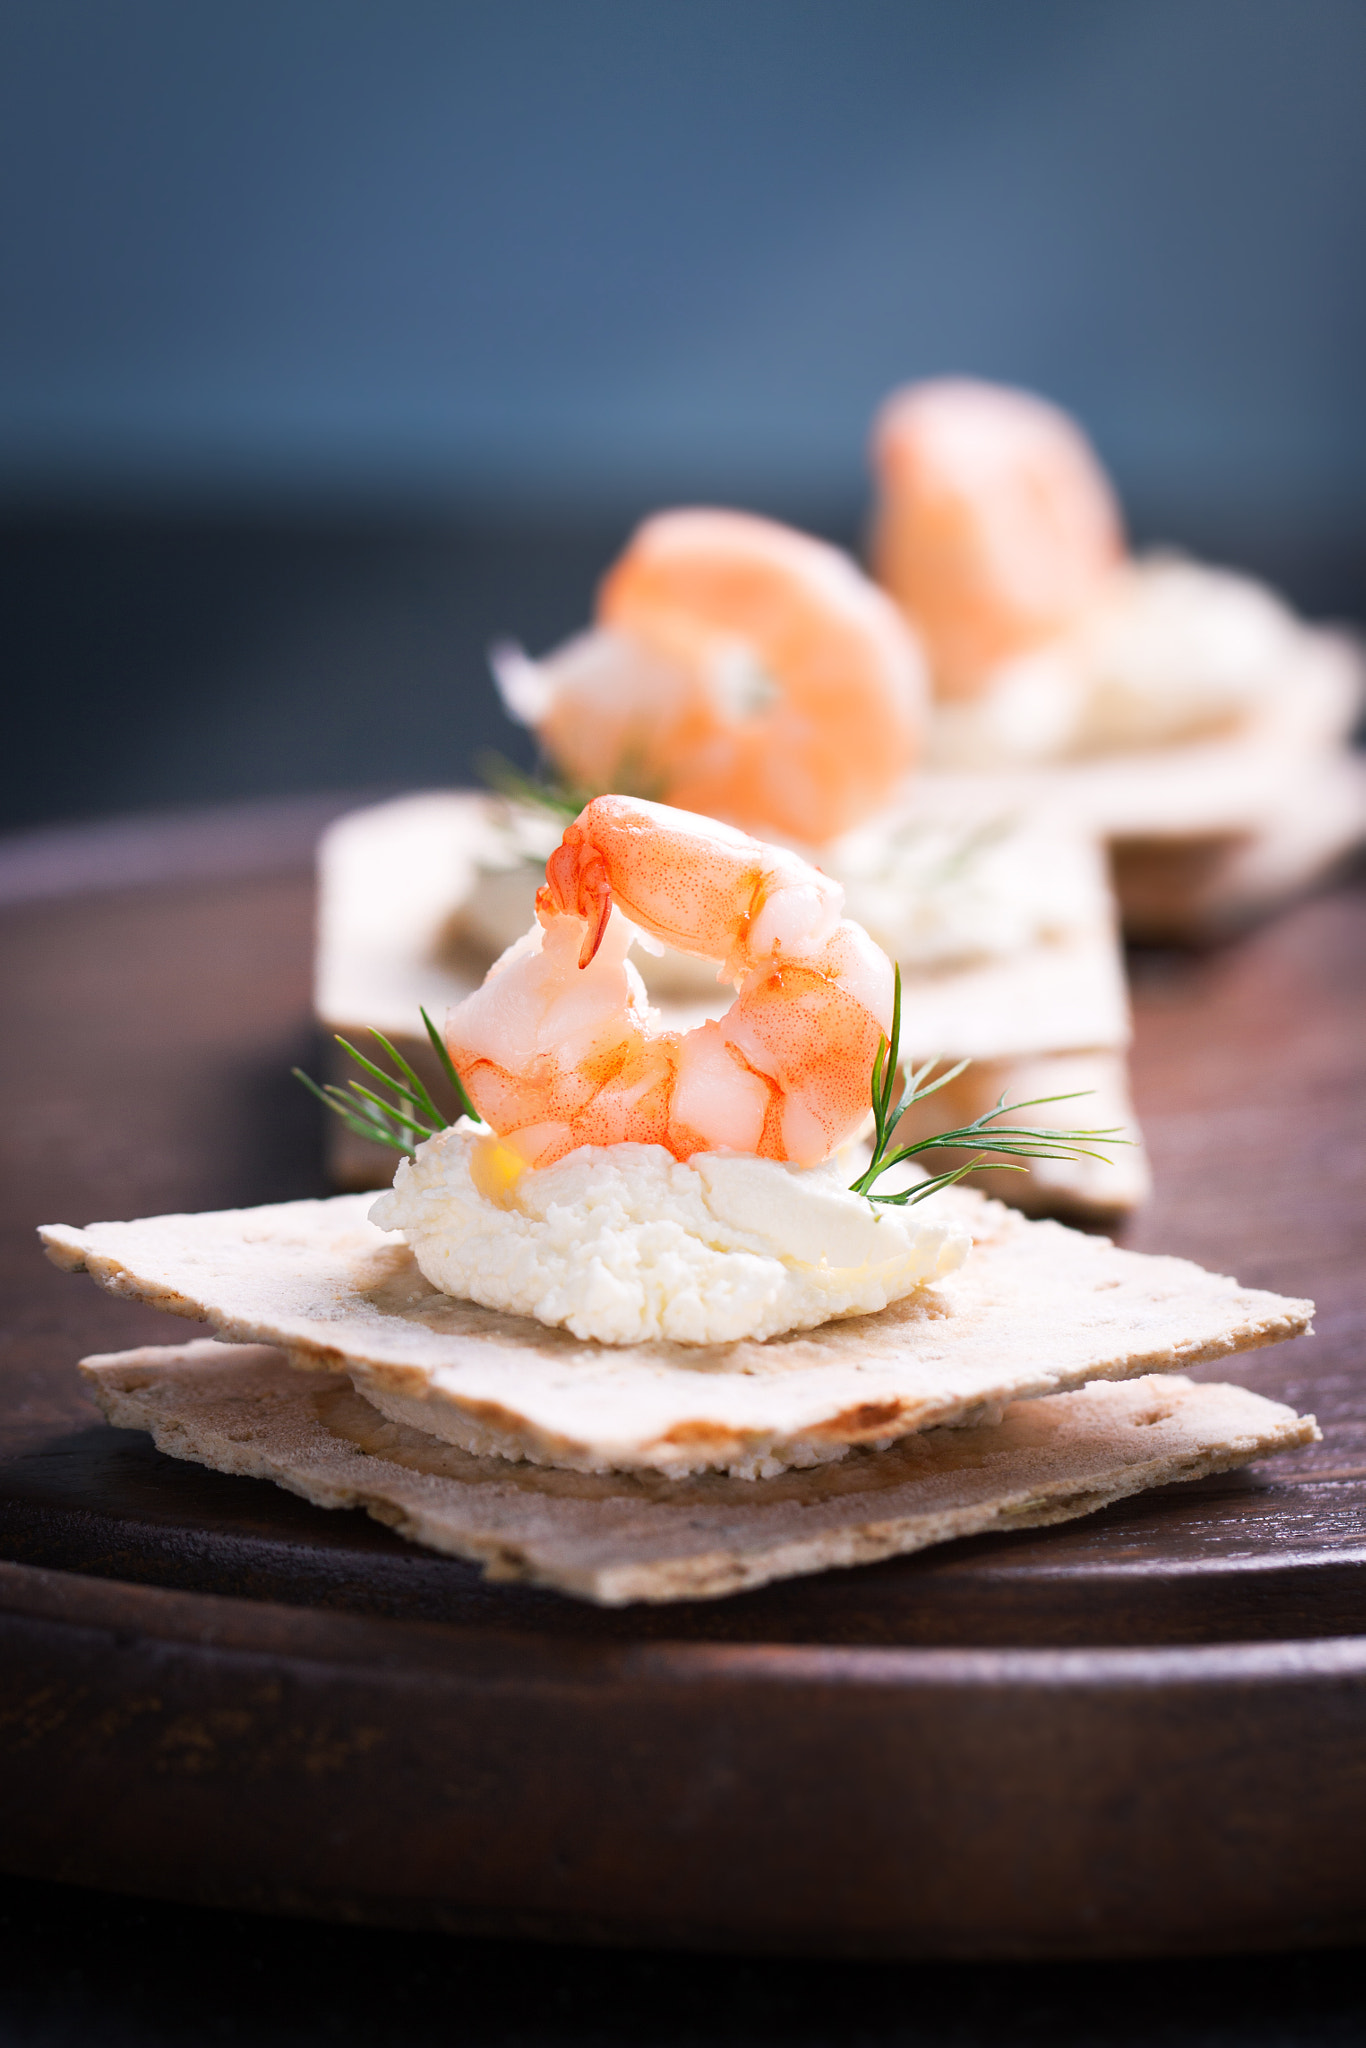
[[445, 795, 896, 1171]]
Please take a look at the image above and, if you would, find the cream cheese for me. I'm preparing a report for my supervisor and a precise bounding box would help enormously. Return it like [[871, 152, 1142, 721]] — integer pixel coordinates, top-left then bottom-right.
[[826, 810, 1106, 969], [369, 1124, 970, 1345], [1067, 555, 1298, 751], [927, 555, 1306, 768]]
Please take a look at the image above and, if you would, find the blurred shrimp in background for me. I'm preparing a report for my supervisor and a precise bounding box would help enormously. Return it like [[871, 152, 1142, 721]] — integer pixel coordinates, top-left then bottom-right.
[[493, 508, 927, 844], [870, 379, 1125, 704], [868, 373, 1366, 937]]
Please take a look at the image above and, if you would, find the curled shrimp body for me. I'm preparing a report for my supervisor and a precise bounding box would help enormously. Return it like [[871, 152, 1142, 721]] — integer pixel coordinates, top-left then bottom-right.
[[871, 380, 1123, 701], [494, 509, 927, 845], [446, 795, 894, 1171]]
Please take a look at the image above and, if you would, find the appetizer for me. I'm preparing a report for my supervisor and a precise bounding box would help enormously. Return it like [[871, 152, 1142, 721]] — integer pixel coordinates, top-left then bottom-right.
[[870, 378, 1366, 938], [318, 509, 1145, 1218], [44, 799, 1316, 1603]]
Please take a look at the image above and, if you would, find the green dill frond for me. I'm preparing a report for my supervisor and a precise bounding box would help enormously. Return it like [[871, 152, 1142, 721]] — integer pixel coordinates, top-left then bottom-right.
[[475, 750, 590, 822], [850, 962, 1130, 1206], [477, 743, 666, 820], [295, 1012, 481, 1157]]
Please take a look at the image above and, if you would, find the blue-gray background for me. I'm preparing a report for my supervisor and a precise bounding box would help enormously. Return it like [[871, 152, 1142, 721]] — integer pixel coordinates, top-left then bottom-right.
[[3, 0, 1364, 827]]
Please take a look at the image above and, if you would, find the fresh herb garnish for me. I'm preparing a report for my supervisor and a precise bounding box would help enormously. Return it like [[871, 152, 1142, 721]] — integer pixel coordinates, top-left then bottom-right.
[[475, 750, 587, 823], [476, 745, 664, 821], [849, 964, 1128, 1206], [921, 811, 1018, 889], [294, 1007, 480, 1156]]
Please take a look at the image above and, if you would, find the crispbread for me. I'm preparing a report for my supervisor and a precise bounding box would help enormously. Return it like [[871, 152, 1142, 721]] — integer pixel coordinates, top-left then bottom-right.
[[79, 1340, 1318, 1605], [1112, 749, 1366, 943], [315, 790, 496, 1048], [893, 921, 1129, 1064], [315, 790, 1145, 1215], [41, 1188, 1312, 1478]]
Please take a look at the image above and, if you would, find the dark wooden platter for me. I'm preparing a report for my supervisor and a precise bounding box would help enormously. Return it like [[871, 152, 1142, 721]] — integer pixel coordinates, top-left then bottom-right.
[[2, 800, 1364, 1958]]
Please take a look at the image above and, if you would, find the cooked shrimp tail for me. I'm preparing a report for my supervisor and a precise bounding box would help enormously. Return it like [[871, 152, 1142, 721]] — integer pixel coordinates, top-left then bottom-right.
[[542, 836, 613, 966]]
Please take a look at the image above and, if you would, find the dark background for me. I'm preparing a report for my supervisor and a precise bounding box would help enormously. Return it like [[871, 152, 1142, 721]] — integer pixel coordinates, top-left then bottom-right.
[[3, 0, 1366, 833], [3, 1872, 1366, 2048]]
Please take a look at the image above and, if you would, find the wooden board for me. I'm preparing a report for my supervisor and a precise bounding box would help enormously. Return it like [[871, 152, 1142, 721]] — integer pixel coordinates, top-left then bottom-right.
[[1, 801, 1364, 1957]]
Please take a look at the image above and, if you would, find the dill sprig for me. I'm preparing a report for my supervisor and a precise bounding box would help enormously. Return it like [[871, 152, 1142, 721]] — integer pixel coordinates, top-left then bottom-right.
[[294, 1008, 481, 1157], [477, 746, 665, 822], [850, 964, 1128, 1207], [922, 811, 1017, 888], [475, 749, 588, 823]]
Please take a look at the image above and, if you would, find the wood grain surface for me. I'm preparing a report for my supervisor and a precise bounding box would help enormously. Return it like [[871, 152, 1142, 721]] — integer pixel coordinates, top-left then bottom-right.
[[1, 803, 1364, 1955]]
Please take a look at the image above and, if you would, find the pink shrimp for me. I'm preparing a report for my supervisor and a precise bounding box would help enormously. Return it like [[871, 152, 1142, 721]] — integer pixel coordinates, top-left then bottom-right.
[[446, 794, 894, 1170], [493, 509, 927, 846], [870, 379, 1124, 700]]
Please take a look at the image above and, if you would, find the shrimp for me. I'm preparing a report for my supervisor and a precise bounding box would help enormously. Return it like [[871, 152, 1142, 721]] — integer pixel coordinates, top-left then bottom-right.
[[446, 794, 895, 1171], [493, 509, 927, 846], [870, 379, 1123, 701]]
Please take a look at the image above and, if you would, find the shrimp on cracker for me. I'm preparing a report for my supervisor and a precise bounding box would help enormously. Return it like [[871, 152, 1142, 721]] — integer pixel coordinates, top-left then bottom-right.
[[446, 794, 894, 1171], [870, 379, 1123, 700], [494, 509, 927, 846]]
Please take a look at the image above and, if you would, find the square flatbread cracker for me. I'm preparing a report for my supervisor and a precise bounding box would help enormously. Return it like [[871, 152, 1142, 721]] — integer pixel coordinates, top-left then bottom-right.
[[79, 1341, 1317, 1605], [314, 791, 1145, 1217], [41, 1189, 1312, 1479], [1112, 749, 1366, 943], [894, 921, 1129, 1066]]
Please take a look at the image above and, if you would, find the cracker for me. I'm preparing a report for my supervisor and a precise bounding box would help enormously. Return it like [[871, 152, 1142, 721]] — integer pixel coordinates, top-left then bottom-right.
[[1112, 749, 1366, 943], [79, 1341, 1317, 1604], [41, 1189, 1311, 1478], [315, 790, 494, 1047], [318, 791, 1131, 1057], [896, 922, 1129, 1065]]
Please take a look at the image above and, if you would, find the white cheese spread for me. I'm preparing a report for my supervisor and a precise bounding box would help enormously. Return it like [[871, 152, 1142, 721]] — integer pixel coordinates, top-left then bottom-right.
[[1067, 555, 1298, 751], [826, 810, 1106, 969], [370, 1123, 970, 1345], [928, 554, 1305, 767]]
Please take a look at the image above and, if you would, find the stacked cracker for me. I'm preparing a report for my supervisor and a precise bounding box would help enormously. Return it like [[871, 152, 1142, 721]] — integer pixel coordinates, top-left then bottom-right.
[[43, 1186, 1315, 1605]]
